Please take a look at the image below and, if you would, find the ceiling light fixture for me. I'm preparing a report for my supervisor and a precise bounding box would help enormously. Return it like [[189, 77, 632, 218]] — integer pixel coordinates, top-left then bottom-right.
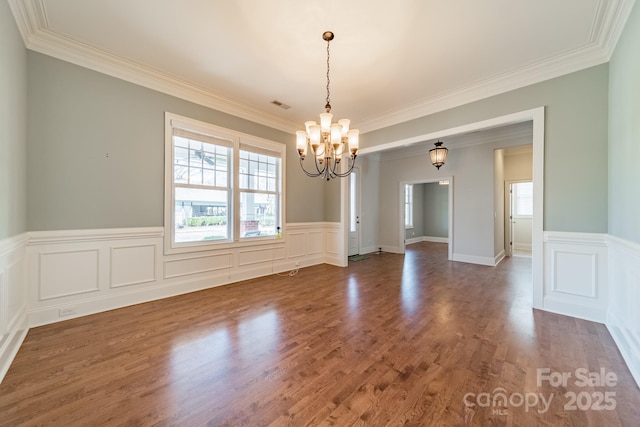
[[296, 31, 359, 180], [429, 141, 448, 169]]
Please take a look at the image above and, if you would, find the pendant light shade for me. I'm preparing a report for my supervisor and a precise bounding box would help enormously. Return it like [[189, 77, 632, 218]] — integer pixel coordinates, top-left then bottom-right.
[[429, 141, 448, 170]]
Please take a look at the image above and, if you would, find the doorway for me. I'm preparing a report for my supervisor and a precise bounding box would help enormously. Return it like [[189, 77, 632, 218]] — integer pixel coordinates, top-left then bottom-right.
[[348, 167, 360, 256], [399, 178, 453, 260], [506, 181, 533, 257]]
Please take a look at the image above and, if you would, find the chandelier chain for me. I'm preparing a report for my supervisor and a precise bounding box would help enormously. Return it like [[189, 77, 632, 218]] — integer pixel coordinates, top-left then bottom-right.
[[325, 38, 331, 111]]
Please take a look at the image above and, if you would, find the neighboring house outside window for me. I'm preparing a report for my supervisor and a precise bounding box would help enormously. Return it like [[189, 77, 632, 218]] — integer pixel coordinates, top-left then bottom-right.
[[165, 113, 284, 254]]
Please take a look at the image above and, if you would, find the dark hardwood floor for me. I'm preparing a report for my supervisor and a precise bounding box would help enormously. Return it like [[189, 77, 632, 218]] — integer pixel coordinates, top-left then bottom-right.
[[1, 242, 639, 426]]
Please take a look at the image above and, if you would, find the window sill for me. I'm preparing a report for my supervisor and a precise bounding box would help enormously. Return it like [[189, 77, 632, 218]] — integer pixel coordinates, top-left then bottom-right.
[[165, 233, 285, 256]]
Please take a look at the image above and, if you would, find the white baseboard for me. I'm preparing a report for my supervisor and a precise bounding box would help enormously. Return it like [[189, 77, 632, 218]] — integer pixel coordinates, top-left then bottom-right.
[[359, 245, 381, 255], [406, 236, 448, 245], [607, 312, 640, 387], [451, 253, 496, 266], [0, 233, 29, 383], [542, 296, 607, 323], [381, 245, 403, 254], [607, 235, 640, 388], [494, 250, 506, 266], [0, 311, 28, 383], [514, 243, 532, 251], [422, 236, 449, 243]]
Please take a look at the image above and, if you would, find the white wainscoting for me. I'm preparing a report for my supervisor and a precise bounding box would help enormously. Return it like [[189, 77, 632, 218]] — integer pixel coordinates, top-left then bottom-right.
[[26, 223, 341, 327], [0, 233, 28, 382], [543, 232, 608, 323], [607, 235, 640, 387]]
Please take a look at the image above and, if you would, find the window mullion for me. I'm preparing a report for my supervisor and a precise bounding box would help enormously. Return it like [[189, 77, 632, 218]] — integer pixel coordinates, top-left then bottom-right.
[[233, 136, 240, 242]]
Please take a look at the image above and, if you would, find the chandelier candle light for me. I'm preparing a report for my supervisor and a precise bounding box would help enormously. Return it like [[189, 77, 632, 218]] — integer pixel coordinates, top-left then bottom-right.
[[296, 31, 359, 180]]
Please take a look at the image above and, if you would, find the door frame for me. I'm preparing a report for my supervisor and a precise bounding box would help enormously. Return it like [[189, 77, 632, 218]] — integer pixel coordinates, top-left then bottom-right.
[[399, 178, 454, 261], [345, 107, 544, 309], [348, 167, 361, 256], [505, 179, 532, 257]]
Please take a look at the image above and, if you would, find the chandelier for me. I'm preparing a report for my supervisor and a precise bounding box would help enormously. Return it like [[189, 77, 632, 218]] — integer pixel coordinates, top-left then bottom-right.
[[296, 31, 359, 180], [429, 140, 448, 169]]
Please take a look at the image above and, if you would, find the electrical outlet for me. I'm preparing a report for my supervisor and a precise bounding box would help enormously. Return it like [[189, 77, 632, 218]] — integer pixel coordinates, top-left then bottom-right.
[[58, 307, 76, 317]]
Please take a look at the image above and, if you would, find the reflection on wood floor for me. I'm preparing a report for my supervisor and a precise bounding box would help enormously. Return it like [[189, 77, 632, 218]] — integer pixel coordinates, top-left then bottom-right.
[[1, 242, 638, 425]]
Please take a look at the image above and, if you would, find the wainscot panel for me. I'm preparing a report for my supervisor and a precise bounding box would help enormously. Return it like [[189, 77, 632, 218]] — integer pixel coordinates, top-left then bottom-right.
[[543, 232, 608, 323], [0, 234, 28, 383], [607, 235, 640, 388], [26, 224, 338, 327]]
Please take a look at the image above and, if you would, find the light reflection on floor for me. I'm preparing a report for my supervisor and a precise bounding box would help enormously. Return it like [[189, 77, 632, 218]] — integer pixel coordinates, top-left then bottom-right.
[[170, 309, 280, 399], [401, 250, 419, 316]]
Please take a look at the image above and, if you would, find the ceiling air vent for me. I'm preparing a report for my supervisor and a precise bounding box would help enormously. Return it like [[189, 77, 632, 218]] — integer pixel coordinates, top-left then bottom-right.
[[271, 100, 291, 110]]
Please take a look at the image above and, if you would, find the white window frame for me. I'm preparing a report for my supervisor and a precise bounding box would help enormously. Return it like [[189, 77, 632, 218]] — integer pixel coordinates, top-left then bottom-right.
[[405, 184, 413, 229], [164, 112, 286, 255]]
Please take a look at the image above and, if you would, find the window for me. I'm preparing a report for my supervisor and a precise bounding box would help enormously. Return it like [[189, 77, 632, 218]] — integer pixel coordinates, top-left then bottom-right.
[[404, 184, 413, 228], [165, 113, 284, 253], [513, 181, 533, 217], [239, 144, 281, 238]]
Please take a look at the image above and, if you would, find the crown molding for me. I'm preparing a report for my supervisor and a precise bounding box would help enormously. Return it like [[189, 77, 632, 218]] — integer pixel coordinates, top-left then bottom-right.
[[9, 0, 637, 136], [8, 0, 300, 134], [358, 0, 636, 134]]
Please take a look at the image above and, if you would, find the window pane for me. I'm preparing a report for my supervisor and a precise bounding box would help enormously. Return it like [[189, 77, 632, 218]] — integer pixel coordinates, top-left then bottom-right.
[[405, 184, 413, 227], [189, 167, 202, 185], [202, 169, 215, 186], [350, 172, 357, 232], [240, 192, 277, 237], [174, 136, 189, 148], [216, 171, 227, 187], [174, 165, 188, 184], [514, 182, 533, 216], [174, 147, 189, 165], [174, 187, 228, 242]]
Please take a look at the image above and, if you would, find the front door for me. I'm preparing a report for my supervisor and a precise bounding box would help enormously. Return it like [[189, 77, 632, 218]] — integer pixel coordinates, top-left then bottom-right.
[[348, 168, 360, 256]]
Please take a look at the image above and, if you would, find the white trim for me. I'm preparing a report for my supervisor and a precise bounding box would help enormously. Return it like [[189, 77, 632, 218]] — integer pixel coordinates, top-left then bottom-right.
[[494, 250, 506, 266], [544, 231, 609, 246], [608, 312, 640, 388], [543, 231, 608, 323], [0, 233, 29, 258], [451, 253, 497, 267], [606, 235, 640, 388], [0, 233, 29, 383], [164, 112, 286, 256], [0, 312, 28, 383], [7, 0, 635, 134], [406, 236, 449, 245], [373, 107, 542, 305], [28, 227, 163, 245]]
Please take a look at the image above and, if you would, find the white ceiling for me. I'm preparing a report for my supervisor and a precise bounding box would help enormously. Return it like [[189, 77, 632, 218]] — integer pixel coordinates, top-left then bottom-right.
[[8, 0, 636, 133]]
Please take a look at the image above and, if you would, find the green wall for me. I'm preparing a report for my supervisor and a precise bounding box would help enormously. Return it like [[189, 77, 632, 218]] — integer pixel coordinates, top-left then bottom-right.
[[609, 1, 640, 245], [0, 2, 27, 239], [364, 64, 610, 233], [26, 52, 326, 231]]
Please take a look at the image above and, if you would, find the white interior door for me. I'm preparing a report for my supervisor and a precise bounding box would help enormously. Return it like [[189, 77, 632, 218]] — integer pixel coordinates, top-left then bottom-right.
[[506, 181, 533, 256], [348, 168, 360, 256]]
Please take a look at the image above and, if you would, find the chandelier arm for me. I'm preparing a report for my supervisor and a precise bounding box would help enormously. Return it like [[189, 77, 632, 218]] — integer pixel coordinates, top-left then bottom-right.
[[298, 157, 324, 178], [332, 156, 357, 177]]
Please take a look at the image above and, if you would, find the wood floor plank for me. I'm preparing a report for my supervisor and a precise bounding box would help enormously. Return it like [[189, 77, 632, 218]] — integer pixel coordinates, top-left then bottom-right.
[[1, 242, 639, 426]]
